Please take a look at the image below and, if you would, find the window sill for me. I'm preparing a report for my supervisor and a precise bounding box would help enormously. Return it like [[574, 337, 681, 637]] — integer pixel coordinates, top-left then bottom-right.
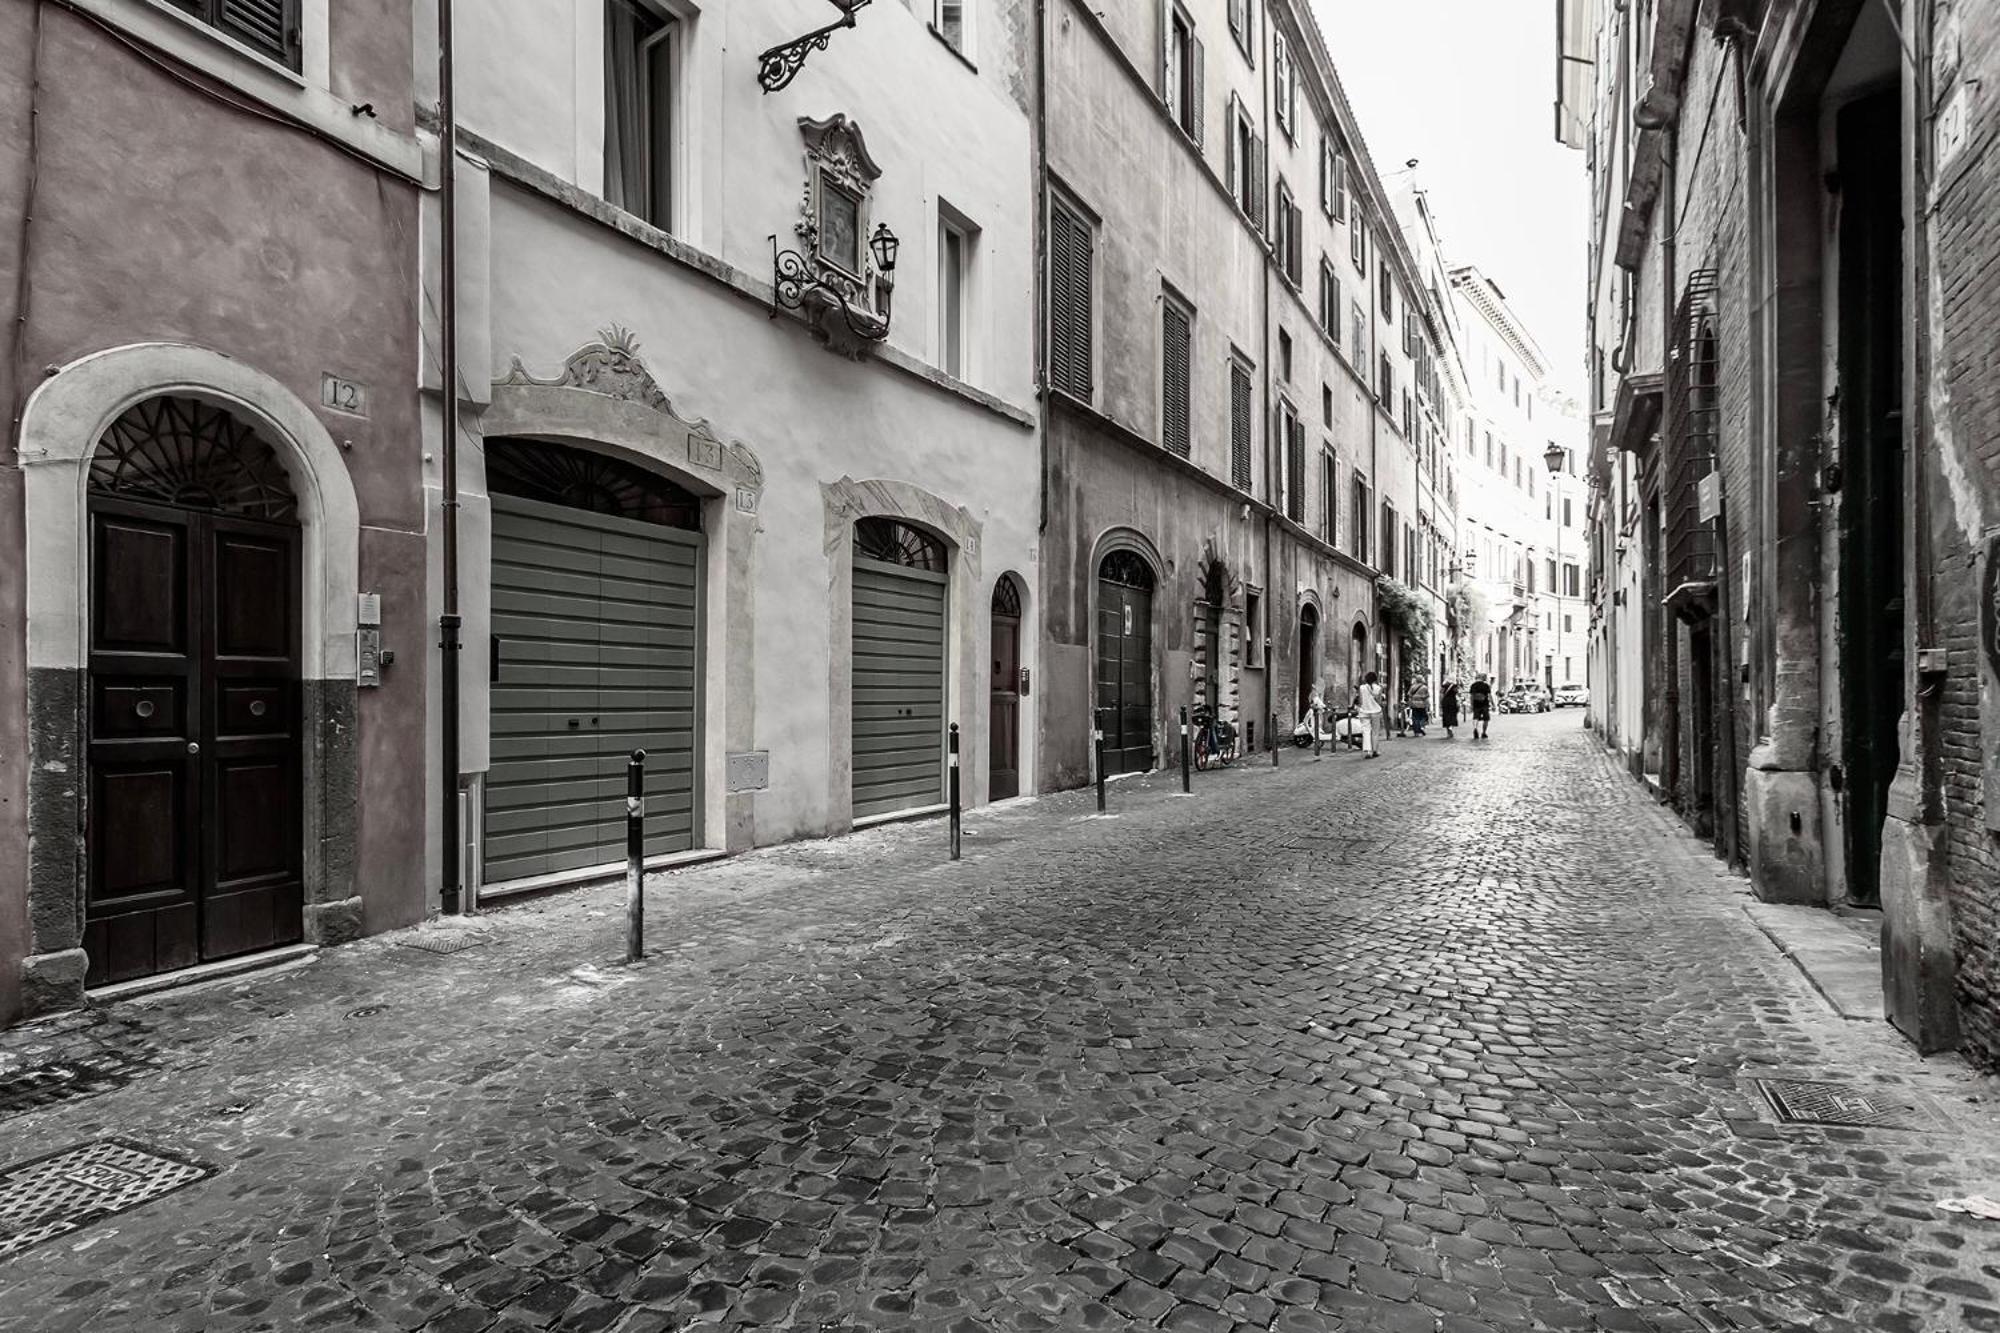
[[928, 25, 978, 73]]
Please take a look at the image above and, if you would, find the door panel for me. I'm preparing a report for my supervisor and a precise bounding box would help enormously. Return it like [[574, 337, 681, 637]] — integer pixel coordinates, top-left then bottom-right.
[[1096, 580, 1155, 776], [852, 557, 948, 820], [990, 613, 1020, 800], [85, 499, 303, 985]]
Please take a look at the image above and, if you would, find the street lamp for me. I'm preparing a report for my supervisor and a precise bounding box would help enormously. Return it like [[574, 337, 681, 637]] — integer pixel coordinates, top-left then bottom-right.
[[1544, 443, 1566, 692]]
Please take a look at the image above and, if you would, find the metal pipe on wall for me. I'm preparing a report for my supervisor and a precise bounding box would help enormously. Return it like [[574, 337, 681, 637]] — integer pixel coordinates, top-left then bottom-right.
[[437, 0, 464, 915]]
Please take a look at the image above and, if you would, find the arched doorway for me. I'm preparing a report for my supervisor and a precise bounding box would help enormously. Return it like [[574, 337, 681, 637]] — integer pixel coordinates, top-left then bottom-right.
[[484, 437, 705, 884], [1197, 562, 1225, 715], [1297, 603, 1320, 718], [84, 396, 305, 985], [989, 577, 1023, 800], [852, 517, 950, 820], [1097, 550, 1156, 775], [1348, 621, 1369, 704]]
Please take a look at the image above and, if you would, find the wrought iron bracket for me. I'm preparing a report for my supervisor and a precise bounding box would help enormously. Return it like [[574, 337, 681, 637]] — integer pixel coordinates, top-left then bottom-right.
[[757, 0, 873, 95], [770, 236, 890, 348]]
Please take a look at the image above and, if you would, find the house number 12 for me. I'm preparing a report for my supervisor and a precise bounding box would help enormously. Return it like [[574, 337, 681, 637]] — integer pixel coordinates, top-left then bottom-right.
[[320, 374, 369, 417]]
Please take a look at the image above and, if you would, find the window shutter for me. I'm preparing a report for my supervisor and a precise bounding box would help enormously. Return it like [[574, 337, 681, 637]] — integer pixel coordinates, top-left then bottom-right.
[[218, 0, 300, 66], [1334, 154, 1349, 222], [1162, 305, 1192, 458], [1225, 95, 1238, 195], [1230, 363, 1252, 492], [1287, 419, 1305, 522], [1158, 0, 1172, 101], [1190, 35, 1205, 146], [1050, 204, 1094, 400], [1251, 134, 1267, 231]]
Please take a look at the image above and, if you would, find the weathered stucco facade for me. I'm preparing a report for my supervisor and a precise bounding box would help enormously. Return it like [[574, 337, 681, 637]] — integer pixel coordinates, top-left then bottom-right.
[[1576, 0, 2000, 1067], [0, 0, 427, 1022]]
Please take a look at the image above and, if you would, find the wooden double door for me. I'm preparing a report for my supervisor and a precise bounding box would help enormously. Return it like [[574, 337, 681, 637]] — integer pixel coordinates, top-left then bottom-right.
[[85, 497, 304, 986], [1096, 554, 1155, 776]]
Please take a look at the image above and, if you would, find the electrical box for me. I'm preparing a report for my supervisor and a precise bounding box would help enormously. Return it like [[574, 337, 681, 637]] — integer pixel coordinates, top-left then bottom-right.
[[357, 592, 386, 689]]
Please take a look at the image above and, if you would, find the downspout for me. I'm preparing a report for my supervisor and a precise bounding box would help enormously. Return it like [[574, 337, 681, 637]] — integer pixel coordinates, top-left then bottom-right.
[[1259, 15, 1273, 736], [1034, 0, 1050, 538], [1905, 0, 1940, 821], [7, 1, 43, 449], [437, 0, 463, 914], [1658, 118, 1679, 802]]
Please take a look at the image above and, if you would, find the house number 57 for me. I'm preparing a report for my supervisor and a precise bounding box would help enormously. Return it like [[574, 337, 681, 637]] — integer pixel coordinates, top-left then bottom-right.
[[320, 374, 369, 417]]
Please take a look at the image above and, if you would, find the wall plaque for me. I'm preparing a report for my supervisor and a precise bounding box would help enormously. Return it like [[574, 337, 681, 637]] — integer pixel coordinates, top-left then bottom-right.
[[321, 374, 369, 417], [727, 751, 770, 792]]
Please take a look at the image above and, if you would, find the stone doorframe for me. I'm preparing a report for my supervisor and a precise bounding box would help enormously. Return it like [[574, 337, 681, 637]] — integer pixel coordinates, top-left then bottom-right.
[[1084, 527, 1170, 778], [823, 478, 983, 833], [14, 344, 363, 1015], [487, 330, 767, 856]]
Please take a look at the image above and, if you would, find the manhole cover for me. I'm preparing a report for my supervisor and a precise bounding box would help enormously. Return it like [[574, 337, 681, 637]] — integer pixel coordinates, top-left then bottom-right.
[[1755, 1078, 1941, 1130], [344, 1005, 386, 1020], [399, 934, 492, 956], [0, 1139, 213, 1260], [0, 1052, 156, 1122]]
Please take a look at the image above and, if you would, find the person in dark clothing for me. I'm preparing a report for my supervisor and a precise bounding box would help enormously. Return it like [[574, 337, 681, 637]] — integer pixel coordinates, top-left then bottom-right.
[[1439, 679, 1461, 739], [1468, 674, 1493, 740]]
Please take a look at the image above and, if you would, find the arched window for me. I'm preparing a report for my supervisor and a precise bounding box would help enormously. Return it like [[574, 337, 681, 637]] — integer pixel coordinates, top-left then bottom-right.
[[1099, 549, 1156, 590], [89, 396, 297, 520], [855, 517, 948, 571], [992, 575, 1022, 618], [486, 437, 702, 530]]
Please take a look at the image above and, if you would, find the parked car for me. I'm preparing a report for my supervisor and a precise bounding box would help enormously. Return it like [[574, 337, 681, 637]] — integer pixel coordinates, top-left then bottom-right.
[[1500, 685, 1552, 714], [1554, 683, 1589, 708]]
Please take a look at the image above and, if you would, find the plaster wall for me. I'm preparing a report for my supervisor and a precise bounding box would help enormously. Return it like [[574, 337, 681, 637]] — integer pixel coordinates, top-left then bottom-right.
[[477, 184, 1040, 851], [0, 3, 427, 1019]]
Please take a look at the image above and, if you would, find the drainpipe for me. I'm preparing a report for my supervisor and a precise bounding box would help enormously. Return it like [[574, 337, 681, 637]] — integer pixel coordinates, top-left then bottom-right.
[[1658, 117, 1679, 802], [1906, 0, 1941, 821], [437, 0, 463, 914], [1034, 0, 1050, 539], [1259, 18, 1273, 736]]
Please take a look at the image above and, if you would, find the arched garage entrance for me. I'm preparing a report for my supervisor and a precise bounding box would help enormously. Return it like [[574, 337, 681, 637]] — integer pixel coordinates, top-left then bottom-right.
[[852, 518, 950, 820], [483, 438, 705, 884]]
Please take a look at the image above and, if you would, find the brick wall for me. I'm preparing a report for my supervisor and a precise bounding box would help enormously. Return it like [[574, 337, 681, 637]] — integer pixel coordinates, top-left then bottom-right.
[[1928, 0, 2000, 1069]]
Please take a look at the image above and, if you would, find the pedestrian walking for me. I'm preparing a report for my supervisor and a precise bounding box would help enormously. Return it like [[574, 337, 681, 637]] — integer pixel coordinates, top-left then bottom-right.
[[1440, 679, 1460, 740], [1408, 678, 1430, 737], [1356, 671, 1384, 758], [1469, 673, 1493, 741]]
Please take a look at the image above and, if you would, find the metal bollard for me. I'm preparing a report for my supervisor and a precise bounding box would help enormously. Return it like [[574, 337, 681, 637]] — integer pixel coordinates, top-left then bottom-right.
[[1272, 713, 1280, 767], [1094, 709, 1107, 812], [1180, 706, 1192, 793], [625, 748, 646, 964], [948, 724, 962, 861]]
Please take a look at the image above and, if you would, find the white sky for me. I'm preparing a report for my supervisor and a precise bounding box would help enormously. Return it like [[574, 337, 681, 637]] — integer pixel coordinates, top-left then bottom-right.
[[1310, 0, 1589, 398]]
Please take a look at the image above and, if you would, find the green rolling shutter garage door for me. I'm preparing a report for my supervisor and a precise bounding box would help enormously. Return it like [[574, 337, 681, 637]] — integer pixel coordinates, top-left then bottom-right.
[[852, 556, 947, 820], [486, 495, 702, 885]]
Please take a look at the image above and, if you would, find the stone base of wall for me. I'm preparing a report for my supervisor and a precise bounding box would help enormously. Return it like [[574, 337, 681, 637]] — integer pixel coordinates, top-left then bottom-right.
[[20, 948, 88, 1018], [1880, 810, 1961, 1054], [1743, 766, 1823, 904], [305, 896, 367, 947]]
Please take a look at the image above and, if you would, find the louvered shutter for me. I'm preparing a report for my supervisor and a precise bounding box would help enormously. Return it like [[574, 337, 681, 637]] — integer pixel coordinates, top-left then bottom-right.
[[1050, 204, 1094, 400], [1286, 418, 1305, 522], [216, 0, 300, 67], [1251, 134, 1267, 231], [1225, 95, 1238, 197], [1162, 305, 1192, 458], [1335, 154, 1348, 221], [1158, 0, 1172, 101], [1190, 36, 1205, 146], [1230, 363, 1252, 492]]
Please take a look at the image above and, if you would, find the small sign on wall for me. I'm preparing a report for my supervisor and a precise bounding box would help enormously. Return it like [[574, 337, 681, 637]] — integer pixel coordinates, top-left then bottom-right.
[[321, 374, 369, 417]]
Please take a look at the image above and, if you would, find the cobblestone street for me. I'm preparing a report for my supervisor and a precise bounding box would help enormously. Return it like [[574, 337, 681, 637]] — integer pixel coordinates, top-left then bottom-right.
[[2, 716, 1998, 1332]]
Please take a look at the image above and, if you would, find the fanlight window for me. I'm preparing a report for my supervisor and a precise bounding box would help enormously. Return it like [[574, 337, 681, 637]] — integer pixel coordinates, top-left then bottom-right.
[[486, 438, 702, 530], [855, 517, 947, 571], [992, 576, 1022, 618], [88, 396, 297, 520], [1099, 549, 1156, 590]]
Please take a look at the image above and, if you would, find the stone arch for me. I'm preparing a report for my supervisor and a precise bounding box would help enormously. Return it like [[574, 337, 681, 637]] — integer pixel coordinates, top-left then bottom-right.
[[1084, 528, 1168, 775], [15, 343, 365, 1013], [823, 478, 983, 831]]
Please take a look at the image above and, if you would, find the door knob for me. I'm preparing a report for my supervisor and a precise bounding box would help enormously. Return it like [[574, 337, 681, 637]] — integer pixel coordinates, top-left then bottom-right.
[[187, 742, 200, 755]]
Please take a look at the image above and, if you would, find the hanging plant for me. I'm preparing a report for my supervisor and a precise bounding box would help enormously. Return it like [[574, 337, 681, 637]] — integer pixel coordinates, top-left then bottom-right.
[[1443, 578, 1490, 676], [1376, 577, 1434, 673]]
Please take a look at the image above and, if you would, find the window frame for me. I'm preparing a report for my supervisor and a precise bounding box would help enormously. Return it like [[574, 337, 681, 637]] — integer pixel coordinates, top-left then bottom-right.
[[932, 0, 971, 57], [603, 0, 685, 233], [1049, 193, 1098, 402], [1160, 289, 1195, 459], [937, 205, 979, 382]]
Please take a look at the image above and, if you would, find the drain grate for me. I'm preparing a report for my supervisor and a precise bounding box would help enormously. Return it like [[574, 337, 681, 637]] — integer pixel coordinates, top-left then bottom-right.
[[1755, 1078, 1941, 1130], [0, 1139, 213, 1260], [0, 1051, 157, 1123], [399, 934, 492, 957]]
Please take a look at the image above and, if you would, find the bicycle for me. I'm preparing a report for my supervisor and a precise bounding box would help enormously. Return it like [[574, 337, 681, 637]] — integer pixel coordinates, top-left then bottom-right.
[[1191, 703, 1238, 770]]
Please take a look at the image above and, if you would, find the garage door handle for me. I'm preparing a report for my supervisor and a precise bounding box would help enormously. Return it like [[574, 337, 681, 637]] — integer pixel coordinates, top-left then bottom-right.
[[568, 718, 580, 728]]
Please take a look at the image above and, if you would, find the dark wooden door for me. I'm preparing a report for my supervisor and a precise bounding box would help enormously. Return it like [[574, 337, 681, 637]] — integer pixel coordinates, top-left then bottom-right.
[[990, 602, 1021, 800], [1096, 569, 1155, 776], [86, 497, 302, 985]]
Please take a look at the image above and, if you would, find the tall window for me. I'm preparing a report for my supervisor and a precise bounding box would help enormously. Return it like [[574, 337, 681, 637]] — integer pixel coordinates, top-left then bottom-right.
[[1230, 358, 1254, 492], [1278, 328, 1293, 382], [1379, 502, 1396, 575], [934, 0, 967, 53], [1378, 354, 1394, 404], [1380, 269, 1395, 323], [1321, 449, 1338, 545], [1272, 30, 1297, 137], [1166, 6, 1203, 141], [1227, 0, 1253, 61], [1050, 200, 1095, 399], [1227, 98, 1265, 228], [1351, 477, 1371, 561], [1350, 215, 1367, 270], [605, 0, 680, 229], [1319, 259, 1340, 339], [1162, 298, 1193, 459], [1281, 404, 1305, 523], [1321, 141, 1345, 219], [938, 211, 977, 380], [173, 0, 301, 68], [1275, 182, 1302, 286]]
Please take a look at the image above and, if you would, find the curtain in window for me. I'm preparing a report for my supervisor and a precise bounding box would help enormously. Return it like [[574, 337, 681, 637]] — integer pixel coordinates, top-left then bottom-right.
[[605, 3, 648, 216]]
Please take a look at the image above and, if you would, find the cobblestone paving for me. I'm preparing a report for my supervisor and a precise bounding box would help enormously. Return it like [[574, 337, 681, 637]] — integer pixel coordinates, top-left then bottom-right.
[[3, 716, 1999, 1332]]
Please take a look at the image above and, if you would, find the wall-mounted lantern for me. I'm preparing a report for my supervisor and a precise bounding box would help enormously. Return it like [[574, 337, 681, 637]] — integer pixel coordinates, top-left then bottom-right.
[[758, 0, 873, 94]]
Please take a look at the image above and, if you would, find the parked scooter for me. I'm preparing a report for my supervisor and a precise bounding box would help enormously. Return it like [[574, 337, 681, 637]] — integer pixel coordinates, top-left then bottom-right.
[[1292, 694, 1364, 750]]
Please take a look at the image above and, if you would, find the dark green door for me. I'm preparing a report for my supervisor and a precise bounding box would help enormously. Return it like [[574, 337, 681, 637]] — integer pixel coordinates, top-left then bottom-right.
[[1097, 551, 1156, 775], [486, 494, 701, 884], [852, 556, 948, 820]]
